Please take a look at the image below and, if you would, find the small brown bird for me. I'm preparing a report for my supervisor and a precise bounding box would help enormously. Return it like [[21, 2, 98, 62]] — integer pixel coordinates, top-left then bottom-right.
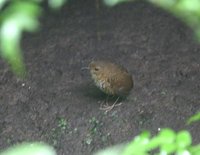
[[89, 60, 133, 111]]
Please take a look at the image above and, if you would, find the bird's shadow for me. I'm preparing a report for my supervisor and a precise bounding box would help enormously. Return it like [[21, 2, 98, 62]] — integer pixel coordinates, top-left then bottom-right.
[[79, 81, 126, 103]]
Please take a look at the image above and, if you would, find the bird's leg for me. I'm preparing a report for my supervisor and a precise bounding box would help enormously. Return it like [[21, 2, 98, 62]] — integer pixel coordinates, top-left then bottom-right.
[[99, 96, 122, 112]]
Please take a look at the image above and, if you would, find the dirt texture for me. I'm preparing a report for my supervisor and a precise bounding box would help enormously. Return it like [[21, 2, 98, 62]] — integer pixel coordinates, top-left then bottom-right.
[[0, 0, 200, 155]]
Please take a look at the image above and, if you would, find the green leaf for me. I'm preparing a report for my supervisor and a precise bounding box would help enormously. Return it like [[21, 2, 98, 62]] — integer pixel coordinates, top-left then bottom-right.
[[146, 129, 175, 151], [0, 1, 41, 76], [122, 131, 150, 155], [160, 143, 176, 154], [148, 0, 176, 9], [175, 0, 200, 14], [48, 0, 67, 10], [94, 144, 126, 155], [189, 145, 200, 155], [176, 149, 191, 155], [176, 131, 192, 149], [0, 142, 56, 155], [145, 136, 161, 151], [158, 129, 176, 144], [1, 1, 41, 20], [187, 112, 200, 125], [157, 129, 176, 154], [0, 18, 26, 76], [0, 0, 7, 10], [103, 0, 130, 7]]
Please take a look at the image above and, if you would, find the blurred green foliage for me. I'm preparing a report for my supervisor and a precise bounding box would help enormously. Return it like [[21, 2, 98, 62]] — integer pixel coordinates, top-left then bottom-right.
[[103, 0, 132, 6], [187, 112, 200, 125], [123, 129, 192, 155], [1, 128, 200, 155], [1, 0, 200, 76], [104, 0, 200, 39], [94, 128, 200, 155], [0, 0, 67, 76], [0, 142, 56, 155], [0, 0, 200, 154], [48, 0, 67, 10], [149, 0, 200, 41], [0, 1, 41, 76]]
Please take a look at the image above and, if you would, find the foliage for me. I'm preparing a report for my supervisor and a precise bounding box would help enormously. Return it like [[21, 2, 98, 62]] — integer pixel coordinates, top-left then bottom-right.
[[187, 112, 200, 125], [94, 111, 200, 155], [148, 0, 200, 41], [104, 0, 200, 40], [94, 128, 200, 155], [1, 128, 200, 155], [0, 1, 200, 155], [0, 0, 67, 76], [1, 0, 200, 75], [0, 112, 200, 155], [0, 1, 41, 76], [0, 142, 56, 155]]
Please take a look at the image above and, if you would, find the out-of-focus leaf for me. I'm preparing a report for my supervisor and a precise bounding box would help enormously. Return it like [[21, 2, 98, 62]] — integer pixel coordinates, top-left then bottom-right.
[[175, 0, 200, 13], [157, 129, 176, 154], [122, 131, 150, 155], [176, 131, 192, 149], [93, 127, 199, 155], [0, 142, 56, 155], [48, 0, 67, 10], [147, 0, 200, 41], [157, 129, 176, 144], [148, 0, 176, 8], [187, 112, 200, 125], [0, 1, 41, 76], [160, 143, 176, 154], [0, 18, 25, 76], [145, 136, 161, 151], [103, 0, 131, 7], [1, 1, 41, 22], [103, 0, 123, 6], [176, 149, 190, 155], [190, 145, 200, 155], [147, 129, 177, 154], [0, 0, 7, 10], [93, 144, 126, 155]]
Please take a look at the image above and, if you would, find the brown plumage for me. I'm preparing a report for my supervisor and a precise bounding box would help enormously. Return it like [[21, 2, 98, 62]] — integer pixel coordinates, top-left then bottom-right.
[[89, 60, 133, 97]]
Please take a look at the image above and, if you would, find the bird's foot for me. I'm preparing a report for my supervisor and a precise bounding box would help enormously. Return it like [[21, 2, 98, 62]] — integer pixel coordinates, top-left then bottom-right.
[[99, 97, 122, 112]]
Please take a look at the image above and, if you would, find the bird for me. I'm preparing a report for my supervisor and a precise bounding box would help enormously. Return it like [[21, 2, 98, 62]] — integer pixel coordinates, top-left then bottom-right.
[[89, 60, 133, 111]]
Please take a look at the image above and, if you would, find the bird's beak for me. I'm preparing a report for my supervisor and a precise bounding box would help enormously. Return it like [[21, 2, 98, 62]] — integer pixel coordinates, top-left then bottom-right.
[[81, 67, 89, 70]]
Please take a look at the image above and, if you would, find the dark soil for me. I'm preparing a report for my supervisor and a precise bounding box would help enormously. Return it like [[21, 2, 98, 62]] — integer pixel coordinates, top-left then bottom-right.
[[0, 0, 200, 155]]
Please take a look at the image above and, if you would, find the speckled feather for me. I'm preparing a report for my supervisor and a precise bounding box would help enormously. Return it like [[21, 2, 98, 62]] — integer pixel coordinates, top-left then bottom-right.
[[89, 60, 133, 96]]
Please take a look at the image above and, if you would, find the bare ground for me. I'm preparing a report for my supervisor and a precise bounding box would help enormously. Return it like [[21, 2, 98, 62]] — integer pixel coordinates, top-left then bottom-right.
[[0, 0, 200, 155]]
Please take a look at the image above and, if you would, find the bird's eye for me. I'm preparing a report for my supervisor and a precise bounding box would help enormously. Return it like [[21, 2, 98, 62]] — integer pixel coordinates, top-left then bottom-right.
[[94, 67, 99, 71]]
